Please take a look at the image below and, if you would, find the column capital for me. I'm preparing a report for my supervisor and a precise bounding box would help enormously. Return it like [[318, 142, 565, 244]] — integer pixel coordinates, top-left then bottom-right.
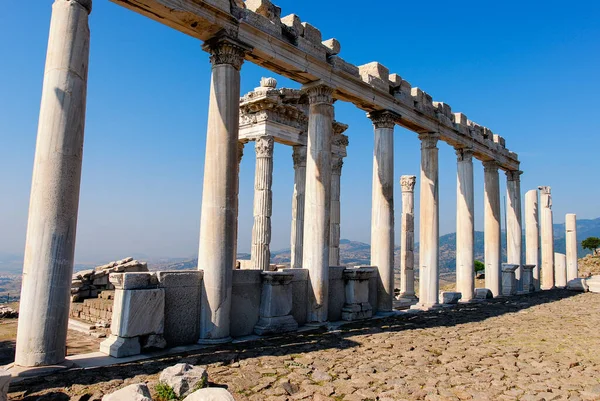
[[418, 132, 439, 149], [255, 136, 274, 158], [302, 82, 334, 105], [202, 32, 252, 71], [292, 145, 307, 169], [69, 0, 92, 13], [237, 141, 245, 164], [400, 175, 416, 193], [367, 110, 399, 129], [506, 170, 523, 182], [331, 155, 344, 175], [482, 160, 499, 173], [332, 133, 349, 147], [455, 147, 474, 162]]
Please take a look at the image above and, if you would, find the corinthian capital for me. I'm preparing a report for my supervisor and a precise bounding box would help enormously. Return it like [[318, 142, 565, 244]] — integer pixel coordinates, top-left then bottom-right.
[[331, 156, 344, 175], [237, 141, 245, 164], [506, 170, 523, 182], [292, 145, 307, 169], [368, 110, 398, 129], [255, 136, 274, 158], [400, 175, 416, 192], [482, 160, 499, 173], [455, 147, 474, 162], [418, 132, 439, 149], [202, 33, 251, 71], [303, 83, 334, 105]]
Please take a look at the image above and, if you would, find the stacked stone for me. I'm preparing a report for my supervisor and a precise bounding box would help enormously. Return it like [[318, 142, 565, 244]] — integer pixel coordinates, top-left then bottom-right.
[[69, 291, 114, 323], [71, 257, 148, 302]]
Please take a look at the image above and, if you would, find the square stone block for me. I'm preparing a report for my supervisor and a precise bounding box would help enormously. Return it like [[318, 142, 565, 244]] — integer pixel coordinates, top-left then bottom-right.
[[100, 335, 141, 358], [502, 264, 519, 296], [259, 272, 294, 318], [110, 272, 155, 290], [111, 288, 164, 337]]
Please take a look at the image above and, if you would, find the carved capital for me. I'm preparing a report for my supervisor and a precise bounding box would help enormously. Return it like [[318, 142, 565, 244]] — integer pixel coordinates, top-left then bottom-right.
[[482, 160, 499, 173], [332, 133, 349, 147], [418, 132, 439, 149], [255, 136, 274, 158], [506, 170, 523, 182], [331, 156, 344, 175], [368, 110, 398, 129], [292, 146, 307, 169], [303, 83, 334, 105], [400, 175, 416, 192], [455, 147, 474, 162], [203, 33, 251, 71], [237, 141, 245, 164], [70, 0, 92, 14]]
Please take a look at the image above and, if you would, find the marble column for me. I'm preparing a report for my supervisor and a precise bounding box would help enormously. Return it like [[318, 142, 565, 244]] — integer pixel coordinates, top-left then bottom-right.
[[233, 142, 245, 268], [483, 161, 502, 297], [539, 186, 555, 290], [506, 170, 523, 290], [554, 252, 567, 288], [368, 111, 397, 313], [399, 175, 417, 299], [198, 34, 249, 343], [15, 0, 92, 368], [290, 146, 307, 269], [456, 148, 475, 301], [525, 189, 541, 291], [566, 213, 578, 281], [251, 136, 275, 271], [302, 83, 334, 324], [417, 133, 440, 308], [329, 155, 344, 266]]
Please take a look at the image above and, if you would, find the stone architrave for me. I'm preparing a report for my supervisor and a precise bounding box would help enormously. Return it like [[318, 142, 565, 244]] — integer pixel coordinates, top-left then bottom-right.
[[254, 272, 298, 335], [566, 214, 578, 281], [399, 175, 417, 300], [539, 186, 555, 290], [251, 136, 275, 271], [15, 0, 92, 367], [329, 155, 344, 266], [417, 133, 440, 308], [456, 148, 475, 301], [302, 82, 334, 324], [198, 34, 250, 344], [506, 170, 523, 290], [368, 110, 397, 313], [483, 161, 502, 297], [290, 146, 307, 269], [554, 253, 567, 288], [525, 189, 541, 291]]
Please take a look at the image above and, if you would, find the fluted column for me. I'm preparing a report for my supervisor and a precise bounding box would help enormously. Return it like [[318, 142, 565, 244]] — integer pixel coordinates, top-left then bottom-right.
[[290, 146, 307, 269], [302, 83, 334, 324], [251, 136, 275, 271], [506, 170, 523, 290], [566, 213, 578, 281], [483, 161, 502, 297], [525, 189, 541, 290], [417, 133, 440, 308], [399, 175, 417, 299], [539, 186, 555, 290], [15, 0, 92, 368], [329, 155, 344, 266], [198, 34, 250, 343], [233, 142, 245, 267], [456, 148, 475, 301], [368, 111, 397, 313]]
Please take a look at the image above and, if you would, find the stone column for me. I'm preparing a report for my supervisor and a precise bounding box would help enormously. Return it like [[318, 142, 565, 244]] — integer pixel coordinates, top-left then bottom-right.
[[198, 34, 249, 343], [251, 136, 275, 271], [539, 186, 555, 290], [483, 161, 502, 297], [329, 155, 344, 266], [455, 148, 475, 302], [417, 133, 440, 308], [290, 146, 307, 269], [399, 175, 417, 300], [506, 170, 523, 290], [15, 0, 92, 368], [554, 253, 567, 288], [233, 142, 245, 267], [566, 214, 578, 281], [302, 83, 334, 324], [368, 111, 397, 313], [525, 189, 540, 290]]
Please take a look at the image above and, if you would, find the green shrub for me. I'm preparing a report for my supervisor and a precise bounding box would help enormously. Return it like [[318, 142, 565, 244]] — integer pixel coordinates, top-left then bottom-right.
[[155, 382, 178, 401]]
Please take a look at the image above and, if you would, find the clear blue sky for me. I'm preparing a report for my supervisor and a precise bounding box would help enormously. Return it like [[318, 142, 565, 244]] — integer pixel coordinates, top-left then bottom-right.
[[1, 1, 599, 264]]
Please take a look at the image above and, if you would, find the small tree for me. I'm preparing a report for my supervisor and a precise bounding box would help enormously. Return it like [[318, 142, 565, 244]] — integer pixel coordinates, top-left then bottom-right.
[[474, 260, 485, 273], [582, 237, 600, 255]]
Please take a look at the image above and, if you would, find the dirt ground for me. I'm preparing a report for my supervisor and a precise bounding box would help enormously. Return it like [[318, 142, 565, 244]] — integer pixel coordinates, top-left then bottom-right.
[[8, 289, 600, 401]]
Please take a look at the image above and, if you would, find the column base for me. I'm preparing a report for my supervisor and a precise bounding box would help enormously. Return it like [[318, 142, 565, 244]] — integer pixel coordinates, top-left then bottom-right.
[[7, 360, 74, 378], [410, 303, 441, 311], [100, 335, 141, 358], [197, 336, 233, 345]]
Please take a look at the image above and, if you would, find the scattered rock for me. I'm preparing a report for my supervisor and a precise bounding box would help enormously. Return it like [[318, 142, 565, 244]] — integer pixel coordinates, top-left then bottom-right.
[[0, 307, 18, 319], [159, 363, 208, 397], [102, 384, 151, 401], [182, 388, 235, 401]]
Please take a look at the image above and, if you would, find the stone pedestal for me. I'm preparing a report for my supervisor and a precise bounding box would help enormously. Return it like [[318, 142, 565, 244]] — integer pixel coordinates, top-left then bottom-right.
[[399, 175, 417, 300], [483, 161, 502, 297], [290, 146, 307, 269], [198, 34, 250, 343], [251, 136, 275, 271], [455, 148, 475, 301], [525, 189, 541, 291], [539, 186, 555, 290], [254, 272, 298, 335], [329, 155, 344, 266], [506, 170, 523, 290], [521, 264, 535, 293], [302, 83, 334, 324], [501, 264, 519, 296], [368, 111, 397, 313], [417, 133, 440, 308], [15, 0, 91, 367], [474, 288, 494, 300], [566, 214, 578, 281], [554, 253, 567, 288], [342, 267, 376, 321], [439, 292, 462, 305]]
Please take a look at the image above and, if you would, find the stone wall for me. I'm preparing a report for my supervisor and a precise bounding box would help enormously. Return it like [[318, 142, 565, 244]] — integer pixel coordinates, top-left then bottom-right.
[[69, 290, 114, 324]]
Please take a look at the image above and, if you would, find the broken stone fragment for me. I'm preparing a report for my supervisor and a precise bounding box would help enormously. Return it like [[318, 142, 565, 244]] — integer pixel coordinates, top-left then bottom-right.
[[301, 22, 322, 44], [322, 38, 341, 55], [245, 0, 281, 22], [280, 14, 303, 37], [160, 363, 209, 398], [327, 56, 359, 77], [454, 112, 468, 126], [358, 62, 390, 82], [102, 383, 151, 401], [389, 73, 402, 88]]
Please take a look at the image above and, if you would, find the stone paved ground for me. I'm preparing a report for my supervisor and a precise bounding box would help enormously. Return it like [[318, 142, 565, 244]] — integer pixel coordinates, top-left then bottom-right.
[[10, 290, 600, 401]]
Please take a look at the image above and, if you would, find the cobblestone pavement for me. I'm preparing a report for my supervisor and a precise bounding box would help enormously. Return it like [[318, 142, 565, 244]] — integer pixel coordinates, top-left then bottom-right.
[[10, 290, 600, 401]]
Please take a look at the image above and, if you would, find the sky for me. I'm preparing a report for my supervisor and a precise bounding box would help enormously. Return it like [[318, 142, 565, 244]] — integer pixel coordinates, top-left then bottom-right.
[[0, 0, 599, 264]]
